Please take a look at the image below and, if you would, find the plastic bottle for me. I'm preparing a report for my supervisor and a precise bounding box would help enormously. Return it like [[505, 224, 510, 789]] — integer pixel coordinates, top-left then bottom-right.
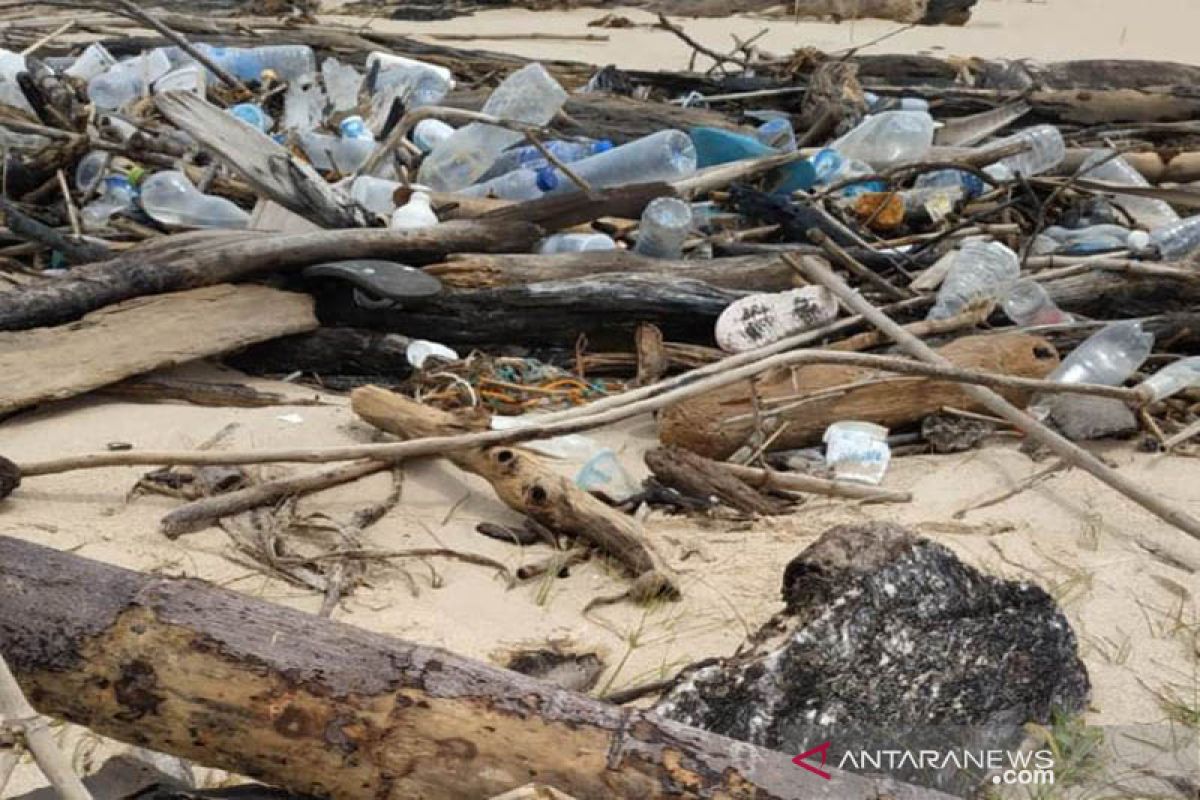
[[543, 129, 698, 194], [1046, 320, 1154, 387], [153, 65, 205, 96], [81, 175, 136, 228], [413, 119, 455, 153], [810, 148, 884, 197], [864, 91, 930, 113], [87, 49, 171, 110], [688, 127, 813, 194], [926, 239, 1021, 320], [460, 165, 558, 201], [1079, 149, 1178, 230], [304, 116, 375, 173], [65, 43, 116, 81], [831, 110, 934, 168], [140, 170, 250, 229], [1042, 224, 1136, 254], [482, 139, 613, 181], [373, 65, 451, 109], [417, 63, 567, 191], [348, 175, 402, 216], [914, 168, 986, 200], [390, 191, 438, 230], [983, 125, 1066, 180], [321, 57, 362, 111], [365, 51, 454, 86], [229, 102, 272, 133], [75, 150, 110, 193], [634, 197, 692, 259], [1137, 356, 1200, 402], [536, 233, 617, 254], [1001, 280, 1072, 326], [282, 74, 325, 131], [0, 48, 31, 115], [1149, 216, 1200, 260], [755, 117, 797, 151], [200, 44, 315, 82]]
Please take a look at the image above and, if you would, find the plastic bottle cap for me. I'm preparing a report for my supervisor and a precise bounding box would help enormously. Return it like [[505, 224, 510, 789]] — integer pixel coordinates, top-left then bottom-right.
[[339, 116, 368, 139], [1127, 230, 1151, 251], [535, 166, 559, 192], [594, 139, 614, 155]]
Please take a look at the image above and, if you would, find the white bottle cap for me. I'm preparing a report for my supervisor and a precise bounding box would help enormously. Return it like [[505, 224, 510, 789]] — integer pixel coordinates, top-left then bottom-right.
[[1126, 230, 1151, 252]]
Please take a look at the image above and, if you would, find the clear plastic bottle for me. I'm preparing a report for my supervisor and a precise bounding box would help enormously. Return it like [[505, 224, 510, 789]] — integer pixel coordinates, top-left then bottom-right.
[[373, 65, 450, 109], [140, 170, 250, 229], [1042, 224, 1135, 254], [864, 91, 930, 113], [417, 64, 567, 191], [348, 175, 401, 216], [0, 47, 31, 115], [88, 49, 171, 110], [1001, 280, 1072, 326], [321, 57, 362, 111], [1137, 356, 1200, 402], [229, 102, 272, 133], [914, 168, 986, 200], [482, 138, 613, 181], [810, 149, 884, 197], [200, 44, 316, 82], [1079, 149, 1179, 230], [365, 51, 454, 86], [390, 191, 438, 230], [65, 43, 116, 81], [831, 110, 935, 168], [75, 150, 110, 193], [983, 125, 1066, 180], [536, 233, 617, 254], [460, 165, 558, 201], [543, 130, 697, 194], [1149, 216, 1200, 260], [1046, 320, 1154, 388], [153, 65, 205, 96], [755, 117, 797, 151], [282, 73, 325, 131], [634, 197, 692, 259], [927, 239, 1021, 320], [413, 119, 455, 153], [302, 116, 375, 174], [81, 175, 136, 229]]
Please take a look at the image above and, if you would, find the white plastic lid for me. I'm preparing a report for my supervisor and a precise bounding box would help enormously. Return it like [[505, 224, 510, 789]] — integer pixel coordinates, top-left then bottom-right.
[[406, 339, 459, 368]]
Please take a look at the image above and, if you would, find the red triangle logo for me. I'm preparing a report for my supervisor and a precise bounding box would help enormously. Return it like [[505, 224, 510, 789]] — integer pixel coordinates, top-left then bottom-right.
[[792, 741, 833, 780]]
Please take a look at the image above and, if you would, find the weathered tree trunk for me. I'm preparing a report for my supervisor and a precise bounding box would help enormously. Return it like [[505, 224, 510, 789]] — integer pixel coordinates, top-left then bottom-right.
[[425, 252, 806, 292], [644, 447, 791, 516], [0, 222, 542, 332], [226, 329, 414, 378], [0, 536, 952, 799], [660, 333, 1060, 459]]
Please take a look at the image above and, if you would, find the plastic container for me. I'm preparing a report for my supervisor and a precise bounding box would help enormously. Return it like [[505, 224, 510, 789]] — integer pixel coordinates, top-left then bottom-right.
[[1137, 356, 1200, 402], [1001, 280, 1072, 326], [634, 197, 692, 259], [348, 175, 401, 216], [229, 102, 272, 133], [914, 168, 986, 200], [390, 191, 438, 230], [321, 57, 362, 111], [1042, 224, 1136, 254], [536, 233, 618, 254], [983, 125, 1066, 179], [864, 91, 930, 113], [282, 74, 325, 131], [831, 110, 935, 168], [543, 129, 697, 195], [373, 65, 451, 109], [482, 139, 613, 181], [1149, 216, 1200, 260], [823, 421, 891, 485], [927, 239, 1021, 320], [75, 150, 110, 193], [755, 117, 796, 151], [460, 165, 558, 201], [300, 118, 375, 173], [1046, 320, 1154, 387], [65, 43, 116, 81], [81, 175, 136, 229], [140, 170, 250, 229], [406, 339, 459, 368], [200, 44, 315, 81], [366, 51, 454, 86], [575, 449, 640, 502], [153, 65, 205, 96], [1079, 149, 1179, 230], [810, 148, 883, 197], [0, 48, 30, 115], [689, 126, 814, 194], [417, 63, 567, 191], [413, 119, 455, 153], [87, 49, 171, 110]]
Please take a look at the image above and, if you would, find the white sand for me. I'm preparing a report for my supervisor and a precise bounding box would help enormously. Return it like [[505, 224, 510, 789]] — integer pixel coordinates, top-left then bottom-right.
[[8, 1, 1200, 793]]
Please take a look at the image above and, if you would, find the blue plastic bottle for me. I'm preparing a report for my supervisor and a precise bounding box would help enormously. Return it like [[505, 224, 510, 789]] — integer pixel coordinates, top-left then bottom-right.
[[688, 127, 815, 195]]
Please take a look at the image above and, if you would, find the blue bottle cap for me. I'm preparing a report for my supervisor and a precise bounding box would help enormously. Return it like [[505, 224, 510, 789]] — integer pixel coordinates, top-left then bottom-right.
[[535, 166, 559, 192], [593, 139, 614, 155], [811, 148, 844, 183], [339, 116, 368, 139]]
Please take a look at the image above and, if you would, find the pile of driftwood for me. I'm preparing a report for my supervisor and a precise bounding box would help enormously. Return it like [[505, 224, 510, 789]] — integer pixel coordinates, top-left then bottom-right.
[[2, 3, 1200, 798]]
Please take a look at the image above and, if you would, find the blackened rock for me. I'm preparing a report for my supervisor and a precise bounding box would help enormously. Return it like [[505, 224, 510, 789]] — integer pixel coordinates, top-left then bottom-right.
[[655, 522, 1089, 795]]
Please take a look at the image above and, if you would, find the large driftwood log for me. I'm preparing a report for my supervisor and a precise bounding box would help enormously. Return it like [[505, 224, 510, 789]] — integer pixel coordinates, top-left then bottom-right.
[[0, 535, 952, 800], [0, 285, 317, 416], [227, 328, 414, 377], [660, 333, 1060, 459], [0, 222, 541, 332], [425, 252, 808, 292], [351, 386, 679, 598]]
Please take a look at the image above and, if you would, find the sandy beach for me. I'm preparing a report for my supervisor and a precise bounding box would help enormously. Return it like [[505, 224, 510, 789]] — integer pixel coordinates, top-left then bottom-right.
[[7, 1, 1200, 795]]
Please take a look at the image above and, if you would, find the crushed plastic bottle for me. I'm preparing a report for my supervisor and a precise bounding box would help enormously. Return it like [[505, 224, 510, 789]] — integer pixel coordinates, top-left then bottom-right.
[[199, 44, 315, 82], [634, 197, 692, 259], [536, 233, 617, 254], [864, 91, 930, 113], [1149, 216, 1200, 260], [543, 129, 698, 194], [1137, 356, 1200, 402], [373, 65, 451, 109], [1048, 320, 1154, 387], [1001, 280, 1072, 326], [65, 43, 116, 82], [75, 151, 111, 194], [810, 148, 883, 197], [413, 119, 455, 153], [1079, 149, 1179, 230], [321, 58, 362, 112], [926, 239, 1021, 321], [983, 125, 1066, 180], [366, 51, 454, 86], [229, 102, 272, 133], [347, 175, 402, 216], [1042, 224, 1137, 254], [300, 115, 375, 173], [914, 168, 986, 200], [140, 170, 250, 229], [81, 175, 136, 229], [88, 49, 171, 110], [755, 117, 797, 151], [482, 138, 613, 181], [282, 74, 326, 132], [460, 165, 558, 201], [390, 191, 438, 230], [417, 63, 567, 191], [831, 110, 935, 168]]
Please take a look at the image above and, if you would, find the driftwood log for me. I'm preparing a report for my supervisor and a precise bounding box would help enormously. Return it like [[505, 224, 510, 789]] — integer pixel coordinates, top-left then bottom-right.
[[660, 333, 1060, 459], [0, 535, 951, 800], [227, 328, 414, 378], [644, 446, 791, 516], [351, 386, 678, 598], [0, 285, 317, 416], [0, 222, 541, 332]]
